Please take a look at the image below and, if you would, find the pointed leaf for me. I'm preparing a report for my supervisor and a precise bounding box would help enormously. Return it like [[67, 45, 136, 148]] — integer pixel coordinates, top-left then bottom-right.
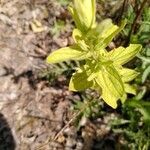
[[104, 66, 124, 97], [46, 46, 86, 64], [95, 66, 125, 108], [120, 93, 127, 103], [124, 84, 136, 95], [95, 19, 114, 36], [94, 20, 126, 50], [101, 88, 119, 109], [120, 84, 136, 103], [96, 71, 119, 109], [142, 66, 150, 83], [109, 44, 142, 65], [118, 68, 139, 82], [69, 69, 93, 91], [86, 19, 113, 41], [69, 0, 96, 32]]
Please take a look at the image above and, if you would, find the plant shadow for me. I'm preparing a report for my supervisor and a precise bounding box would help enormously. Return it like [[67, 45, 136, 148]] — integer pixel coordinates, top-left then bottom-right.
[[0, 113, 16, 150]]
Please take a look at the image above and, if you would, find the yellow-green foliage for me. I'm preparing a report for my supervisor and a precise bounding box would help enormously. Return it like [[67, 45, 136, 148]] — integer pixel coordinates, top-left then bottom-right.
[[47, 0, 142, 109]]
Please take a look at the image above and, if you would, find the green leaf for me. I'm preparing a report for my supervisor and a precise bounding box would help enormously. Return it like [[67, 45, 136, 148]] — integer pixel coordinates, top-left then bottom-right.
[[120, 84, 136, 103], [94, 20, 126, 50], [104, 66, 125, 97], [126, 100, 150, 123], [118, 68, 139, 82], [101, 88, 119, 109], [120, 93, 127, 103], [124, 84, 136, 95], [95, 66, 125, 108], [72, 28, 82, 43], [142, 65, 150, 83], [95, 19, 113, 35], [46, 0, 142, 110], [72, 29, 90, 51], [109, 44, 142, 65], [69, 68, 93, 91], [69, 0, 96, 33], [86, 19, 113, 39], [87, 72, 99, 81], [46, 46, 86, 64]]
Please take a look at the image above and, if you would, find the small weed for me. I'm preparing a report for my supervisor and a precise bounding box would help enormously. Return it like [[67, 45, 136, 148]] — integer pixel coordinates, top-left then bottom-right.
[[39, 61, 80, 84], [50, 20, 65, 38], [57, 0, 70, 6]]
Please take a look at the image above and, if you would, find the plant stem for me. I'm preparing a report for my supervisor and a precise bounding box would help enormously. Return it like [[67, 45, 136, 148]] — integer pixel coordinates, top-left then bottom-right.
[[127, 0, 148, 45], [120, 0, 128, 22]]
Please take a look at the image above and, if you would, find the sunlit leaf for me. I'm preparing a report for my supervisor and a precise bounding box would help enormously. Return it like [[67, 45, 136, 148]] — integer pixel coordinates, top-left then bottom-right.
[[104, 66, 124, 97], [120, 93, 127, 103], [118, 68, 139, 82], [121, 84, 136, 103], [69, 0, 96, 33], [86, 19, 113, 40], [96, 72, 119, 108], [94, 20, 126, 50], [101, 88, 119, 109], [109, 44, 142, 65], [124, 84, 136, 95], [69, 68, 93, 91], [95, 66, 125, 108], [46, 46, 86, 64]]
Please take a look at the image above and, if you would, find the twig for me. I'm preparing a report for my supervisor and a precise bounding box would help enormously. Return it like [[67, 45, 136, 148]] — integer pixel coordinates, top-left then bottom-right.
[[53, 110, 81, 141], [134, 0, 139, 14], [36, 97, 102, 150], [36, 110, 82, 150], [127, 0, 148, 44], [119, 0, 128, 23]]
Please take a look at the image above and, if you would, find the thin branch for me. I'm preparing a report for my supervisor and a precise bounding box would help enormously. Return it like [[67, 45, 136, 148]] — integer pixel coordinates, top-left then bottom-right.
[[36, 111, 80, 150], [36, 97, 102, 150], [119, 0, 128, 22], [134, 0, 139, 14]]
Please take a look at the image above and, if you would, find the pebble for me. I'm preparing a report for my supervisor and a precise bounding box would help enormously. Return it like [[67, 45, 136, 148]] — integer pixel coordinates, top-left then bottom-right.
[[0, 67, 7, 76], [65, 137, 76, 149], [76, 139, 84, 150]]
